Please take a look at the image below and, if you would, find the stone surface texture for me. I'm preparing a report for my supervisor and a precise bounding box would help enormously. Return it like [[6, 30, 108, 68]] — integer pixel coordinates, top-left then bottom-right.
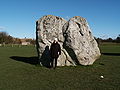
[[36, 15, 101, 66], [63, 16, 101, 65]]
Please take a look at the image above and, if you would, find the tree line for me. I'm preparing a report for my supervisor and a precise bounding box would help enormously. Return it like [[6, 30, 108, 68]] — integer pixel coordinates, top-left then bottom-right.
[[0, 31, 120, 45], [0, 32, 35, 45], [95, 34, 120, 44]]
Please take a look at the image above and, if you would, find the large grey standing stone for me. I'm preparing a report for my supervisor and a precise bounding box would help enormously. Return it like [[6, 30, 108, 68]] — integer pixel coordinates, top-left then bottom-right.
[[36, 15, 76, 66], [36, 15, 101, 66], [63, 16, 101, 65]]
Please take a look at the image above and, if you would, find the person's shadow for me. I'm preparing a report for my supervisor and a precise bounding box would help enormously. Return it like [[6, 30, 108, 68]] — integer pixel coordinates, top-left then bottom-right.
[[40, 45, 52, 68]]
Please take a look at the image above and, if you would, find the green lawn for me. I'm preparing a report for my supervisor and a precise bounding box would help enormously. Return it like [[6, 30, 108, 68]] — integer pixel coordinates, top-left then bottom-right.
[[0, 44, 120, 90]]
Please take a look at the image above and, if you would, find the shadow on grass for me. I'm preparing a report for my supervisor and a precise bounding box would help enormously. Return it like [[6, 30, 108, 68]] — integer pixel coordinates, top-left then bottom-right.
[[10, 56, 39, 65], [102, 53, 120, 56]]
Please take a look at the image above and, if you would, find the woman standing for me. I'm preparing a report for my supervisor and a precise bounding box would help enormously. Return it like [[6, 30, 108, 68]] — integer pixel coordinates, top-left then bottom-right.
[[50, 38, 61, 69]]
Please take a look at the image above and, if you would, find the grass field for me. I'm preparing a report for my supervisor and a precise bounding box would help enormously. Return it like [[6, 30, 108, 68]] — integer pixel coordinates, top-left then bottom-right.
[[0, 44, 120, 90]]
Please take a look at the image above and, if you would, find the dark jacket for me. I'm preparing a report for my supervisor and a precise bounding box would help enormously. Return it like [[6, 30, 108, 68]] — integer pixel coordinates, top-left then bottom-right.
[[50, 42, 61, 58]]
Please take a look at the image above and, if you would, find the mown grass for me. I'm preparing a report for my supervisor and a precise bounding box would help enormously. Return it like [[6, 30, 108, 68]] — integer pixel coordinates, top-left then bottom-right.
[[0, 44, 120, 90]]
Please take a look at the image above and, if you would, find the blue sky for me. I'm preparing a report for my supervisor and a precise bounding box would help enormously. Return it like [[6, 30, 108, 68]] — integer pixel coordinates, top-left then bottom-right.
[[0, 0, 120, 39]]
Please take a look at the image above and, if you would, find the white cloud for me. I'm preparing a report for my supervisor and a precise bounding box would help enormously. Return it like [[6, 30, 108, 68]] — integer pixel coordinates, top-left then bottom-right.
[[0, 26, 6, 30]]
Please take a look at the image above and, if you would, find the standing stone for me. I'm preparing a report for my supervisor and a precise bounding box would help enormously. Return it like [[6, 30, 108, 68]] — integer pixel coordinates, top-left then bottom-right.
[[36, 15, 76, 67], [36, 15, 101, 66], [63, 16, 101, 65]]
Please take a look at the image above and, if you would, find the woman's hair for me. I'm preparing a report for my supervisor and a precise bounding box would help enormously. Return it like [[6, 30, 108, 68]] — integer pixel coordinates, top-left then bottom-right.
[[54, 38, 58, 42]]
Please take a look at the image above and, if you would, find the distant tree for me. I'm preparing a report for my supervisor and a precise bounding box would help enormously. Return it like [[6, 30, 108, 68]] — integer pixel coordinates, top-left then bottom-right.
[[0, 32, 16, 44], [13, 38, 21, 44], [0, 31, 35, 45], [105, 38, 113, 42], [26, 39, 36, 45], [6, 35, 13, 44], [115, 34, 120, 43], [30, 39, 36, 45], [95, 37, 103, 44], [0, 32, 12, 44]]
